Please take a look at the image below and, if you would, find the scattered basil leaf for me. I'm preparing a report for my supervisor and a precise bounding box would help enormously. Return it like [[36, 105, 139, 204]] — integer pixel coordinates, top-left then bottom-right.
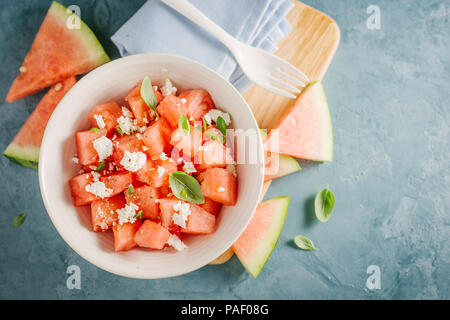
[[216, 116, 227, 137], [169, 171, 205, 204], [314, 185, 335, 222], [96, 161, 105, 172], [13, 213, 27, 228], [178, 113, 190, 135], [206, 131, 217, 141], [157, 215, 161, 220], [135, 210, 143, 220], [140, 76, 159, 119], [294, 235, 318, 251], [127, 184, 135, 198], [115, 126, 124, 136], [90, 128, 100, 133], [202, 116, 207, 131]]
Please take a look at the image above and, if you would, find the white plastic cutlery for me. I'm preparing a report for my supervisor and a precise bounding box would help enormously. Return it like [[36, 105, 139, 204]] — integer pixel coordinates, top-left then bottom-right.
[[160, 0, 309, 98]]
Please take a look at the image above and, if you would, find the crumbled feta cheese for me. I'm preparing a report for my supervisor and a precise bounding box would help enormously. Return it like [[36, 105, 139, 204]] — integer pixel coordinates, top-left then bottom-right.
[[138, 126, 147, 133], [89, 165, 97, 171], [85, 181, 113, 198], [72, 157, 79, 164], [143, 117, 148, 124], [172, 201, 191, 228], [91, 171, 101, 181], [136, 133, 143, 140], [157, 165, 166, 178], [160, 152, 168, 161], [218, 187, 225, 193], [167, 234, 187, 251], [153, 86, 158, 91], [198, 146, 209, 151], [54, 83, 62, 91], [19, 66, 27, 73], [182, 161, 196, 174], [93, 114, 106, 129], [204, 109, 231, 126], [181, 98, 187, 104], [142, 146, 149, 151], [120, 151, 146, 172], [121, 107, 133, 118], [226, 164, 237, 177], [117, 116, 139, 135], [177, 157, 183, 164], [116, 202, 139, 225], [93, 136, 113, 161], [161, 78, 177, 97], [98, 220, 109, 231]]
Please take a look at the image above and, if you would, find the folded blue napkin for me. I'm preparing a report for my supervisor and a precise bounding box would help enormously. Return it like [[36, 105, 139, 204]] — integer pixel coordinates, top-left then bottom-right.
[[111, 0, 294, 93]]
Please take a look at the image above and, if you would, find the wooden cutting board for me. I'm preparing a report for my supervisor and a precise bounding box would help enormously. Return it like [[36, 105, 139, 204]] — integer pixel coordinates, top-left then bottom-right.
[[210, 1, 339, 264], [248, 0, 340, 201]]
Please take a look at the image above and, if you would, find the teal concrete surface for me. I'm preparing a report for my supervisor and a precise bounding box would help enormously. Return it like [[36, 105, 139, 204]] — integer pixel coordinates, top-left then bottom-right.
[[0, 0, 448, 299]]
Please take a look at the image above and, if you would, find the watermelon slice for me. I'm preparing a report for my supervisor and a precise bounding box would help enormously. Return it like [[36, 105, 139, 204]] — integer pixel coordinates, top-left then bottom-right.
[[6, 1, 110, 102], [266, 81, 333, 162], [4, 76, 77, 168], [232, 196, 290, 278], [260, 129, 301, 182]]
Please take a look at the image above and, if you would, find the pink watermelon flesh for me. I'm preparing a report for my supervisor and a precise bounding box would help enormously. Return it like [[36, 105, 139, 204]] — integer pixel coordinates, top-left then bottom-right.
[[232, 196, 290, 278], [6, 1, 109, 102], [266, 81, 333, 162], [4, 77, 77, 168]]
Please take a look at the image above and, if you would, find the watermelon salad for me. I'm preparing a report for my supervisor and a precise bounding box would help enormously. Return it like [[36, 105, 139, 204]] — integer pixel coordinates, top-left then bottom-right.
[[69, 77, 238, 252]]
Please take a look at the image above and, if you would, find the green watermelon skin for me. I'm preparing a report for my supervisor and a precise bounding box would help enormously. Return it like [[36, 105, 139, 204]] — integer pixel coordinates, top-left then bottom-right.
[[4, 77, 77, 168], [6, 1, 109, 102]]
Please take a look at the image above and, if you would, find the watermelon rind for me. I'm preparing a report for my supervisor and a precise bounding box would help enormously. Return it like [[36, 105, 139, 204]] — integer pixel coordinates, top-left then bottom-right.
[[265, 154, 301, 182], [50, 1, 110, 66], [313, 81, 333, 162], [4, 144, 39, 169], [233, 196, 290, 278]]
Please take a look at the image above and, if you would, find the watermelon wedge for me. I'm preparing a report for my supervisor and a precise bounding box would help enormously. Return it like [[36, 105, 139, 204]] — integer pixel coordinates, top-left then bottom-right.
[[266, 81, 333, 162], [260, 129, 301, 182], [6, 1, 109, 102], [232, 196, 290, 278], [4, 77, 77, 168]]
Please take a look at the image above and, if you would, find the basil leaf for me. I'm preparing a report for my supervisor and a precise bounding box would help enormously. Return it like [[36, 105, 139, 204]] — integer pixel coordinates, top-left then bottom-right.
[[115, 126, 124, 136], [314, 185, 335, 222], [206, 131, 217, 141], [216, 116, 227, 137], [294, 235, 318, 251], [178, 113, 190, 135], [127, 184, 135, 198], [169, 171, 205, 204], [13, 213, 27, 228], [135, 210, 143, 220], [90, 128, 99, 133], [202, 116, 207, 131], [140, 76, 159, 119], [96, 161, 105, 172]]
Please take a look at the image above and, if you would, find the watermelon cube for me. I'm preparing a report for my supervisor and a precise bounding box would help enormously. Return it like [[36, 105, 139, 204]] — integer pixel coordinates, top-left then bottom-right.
[[134, 220, 170, 249], [197, 140, 234, 171], [201, 168, 237, 205], [142, 118, 172, 158], [178, 89, 215, 120], [88, 102, 122, 133], [75, 128, 107, 165], [69, 173, 96, 206], [112, 220, 142, 252], [157, 95, 183, 127], [158, 197, 179, 228], [182, 204, 216, 235], [137, 158, 177, 188], [112, 134, 144, 168], [90, 194, 125, 232], [127, 95, 155, 126], [125, 185, 160, 220], [170, 127, 202, 158], [200, 197, 222, 216], [101, 172, 134, 197], [125, 84, 163, 105]]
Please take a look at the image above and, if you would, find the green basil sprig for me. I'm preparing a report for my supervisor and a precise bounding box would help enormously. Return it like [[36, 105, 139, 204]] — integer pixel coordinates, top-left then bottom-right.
[[178, 113, 190, 135], [140, 76, 159, 119], [314, 185, 335, 222], [96, 161, 105, 172], [127, 184, 135, 198], [169, 171, 205, 204], [13, 213, 27, 228], [294, 235, 318, 251]]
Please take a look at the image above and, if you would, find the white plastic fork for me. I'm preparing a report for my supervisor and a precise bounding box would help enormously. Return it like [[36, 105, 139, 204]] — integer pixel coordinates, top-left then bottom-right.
[[161, 0, 309, 99]]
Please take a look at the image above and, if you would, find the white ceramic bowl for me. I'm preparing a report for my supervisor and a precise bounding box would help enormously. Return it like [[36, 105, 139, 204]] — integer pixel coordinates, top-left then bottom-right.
[[39, 53, 264, 279]]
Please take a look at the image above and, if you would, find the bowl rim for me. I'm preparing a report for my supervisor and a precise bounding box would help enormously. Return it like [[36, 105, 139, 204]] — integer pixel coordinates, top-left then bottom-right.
[[38, 53, 264, 279]]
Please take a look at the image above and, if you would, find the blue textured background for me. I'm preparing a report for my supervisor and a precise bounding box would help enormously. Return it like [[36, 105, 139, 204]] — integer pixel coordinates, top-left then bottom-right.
[[0, 0, 448, 299]]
